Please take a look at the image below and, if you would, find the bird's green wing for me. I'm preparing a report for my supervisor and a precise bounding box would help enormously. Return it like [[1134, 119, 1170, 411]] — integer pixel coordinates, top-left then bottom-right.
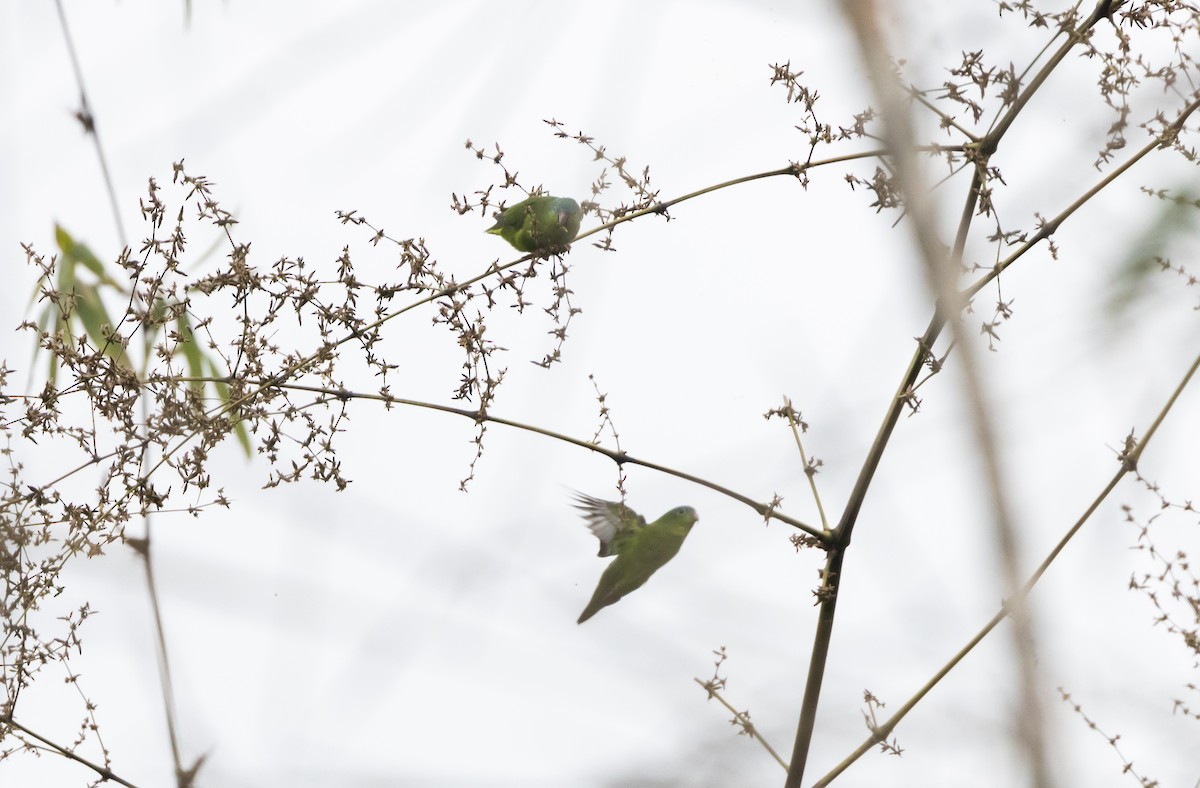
[[486, 199, 529, 233], [577, 504, 698, 624], [572, 491, 646, 557]]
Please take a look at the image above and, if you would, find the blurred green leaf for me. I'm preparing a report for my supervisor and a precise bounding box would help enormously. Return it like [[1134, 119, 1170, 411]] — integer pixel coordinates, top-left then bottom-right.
[[1106, 190, 1200, 319], [141, 297, 170, 361], [176, 308, 207, 410], [33, 224, 253, 457], [207, 357, 253, 457], [74, 281, 130, 369], [55, 224, 124, 289]]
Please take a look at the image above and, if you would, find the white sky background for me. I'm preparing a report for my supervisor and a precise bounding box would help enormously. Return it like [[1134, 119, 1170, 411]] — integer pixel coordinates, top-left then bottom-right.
[[2, 1, 1199, 786]]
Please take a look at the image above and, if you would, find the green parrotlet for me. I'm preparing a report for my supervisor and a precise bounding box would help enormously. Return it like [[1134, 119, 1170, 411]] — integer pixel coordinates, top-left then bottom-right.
[[572, 492, 699, 624], [486, 195, 582, 252]]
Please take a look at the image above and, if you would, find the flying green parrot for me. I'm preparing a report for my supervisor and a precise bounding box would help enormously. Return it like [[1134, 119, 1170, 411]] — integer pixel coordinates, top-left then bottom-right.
[[486, 195, 582, 252], [572, 492, 699, 624]]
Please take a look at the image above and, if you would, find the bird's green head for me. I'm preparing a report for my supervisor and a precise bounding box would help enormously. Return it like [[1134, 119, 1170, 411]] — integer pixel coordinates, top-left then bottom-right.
[[671, 506, 699, 525], [547, 197, 582, 239]]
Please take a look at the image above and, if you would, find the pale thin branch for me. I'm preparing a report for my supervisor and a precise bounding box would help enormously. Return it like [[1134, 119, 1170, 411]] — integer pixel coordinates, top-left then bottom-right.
[[235, 378, 827, 540], [0, 714, 140, 788], [781, 397, 830, 532], [693, 677, 790, 772]]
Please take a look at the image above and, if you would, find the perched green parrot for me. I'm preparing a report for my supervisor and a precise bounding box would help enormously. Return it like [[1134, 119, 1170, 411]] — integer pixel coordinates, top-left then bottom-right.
[[572, 492, 699, 624], [486, 195, 582, 252]]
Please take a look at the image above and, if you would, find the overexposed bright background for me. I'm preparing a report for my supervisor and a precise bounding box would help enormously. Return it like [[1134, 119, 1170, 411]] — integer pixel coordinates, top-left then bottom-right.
[[2, 2, 1198, 786]]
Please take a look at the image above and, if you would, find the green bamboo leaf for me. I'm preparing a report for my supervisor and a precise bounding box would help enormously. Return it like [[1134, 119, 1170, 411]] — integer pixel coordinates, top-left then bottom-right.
[[175, 310, 205, 397], [55, 224, 124, 290], [207, 357, 252, 456], [1106, 191, 1199, 319], [141, 297, 170, 361], [56, 241, 77, 296], [36, 241, 80, 385], [37, 225, 252, 458], [74, 282, 130, 369], [36, 302, 63, 385], [33, 225, 130, 379]]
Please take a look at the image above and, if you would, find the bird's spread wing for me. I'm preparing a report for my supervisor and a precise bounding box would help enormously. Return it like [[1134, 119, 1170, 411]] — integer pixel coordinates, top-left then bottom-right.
[[571, 492, 646, 557]]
